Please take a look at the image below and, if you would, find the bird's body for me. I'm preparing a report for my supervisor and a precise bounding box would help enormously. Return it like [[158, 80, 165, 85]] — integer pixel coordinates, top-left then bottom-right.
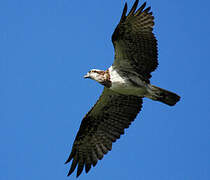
[[65, 0, 180, 177], [85, 66, 179, 106], [108, 66, 148, 96]]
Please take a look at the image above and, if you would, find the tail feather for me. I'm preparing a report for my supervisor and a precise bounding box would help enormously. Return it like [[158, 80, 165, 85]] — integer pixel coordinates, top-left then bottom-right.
[[146, 85, 180, 106]]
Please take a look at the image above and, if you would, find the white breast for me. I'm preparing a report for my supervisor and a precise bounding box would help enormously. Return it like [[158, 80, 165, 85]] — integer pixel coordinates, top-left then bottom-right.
[[108, 66, 147, 96], [109, 66, 126, 85]]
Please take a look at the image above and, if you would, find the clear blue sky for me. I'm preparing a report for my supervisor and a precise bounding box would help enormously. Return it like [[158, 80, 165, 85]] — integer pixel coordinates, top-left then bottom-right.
[[1, 0, 210, 179]]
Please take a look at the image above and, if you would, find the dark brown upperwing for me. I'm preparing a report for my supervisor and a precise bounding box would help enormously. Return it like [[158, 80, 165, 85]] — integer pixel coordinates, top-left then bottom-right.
[[65, 88, 142, 177], [112, 0, 158, 82]]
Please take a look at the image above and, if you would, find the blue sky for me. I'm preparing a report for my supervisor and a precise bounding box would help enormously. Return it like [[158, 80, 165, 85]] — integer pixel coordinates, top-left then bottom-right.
[[1, 0, 210, 179]]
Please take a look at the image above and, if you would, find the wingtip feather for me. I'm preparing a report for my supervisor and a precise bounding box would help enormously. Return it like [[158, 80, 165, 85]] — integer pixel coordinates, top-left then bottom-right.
[[144, 6, 151, 13], [65, 156, 71, 164], [85, 163, 92, 173], [65, 150, 75, 164], [67, 166, 75, 176], [67, 153, 79, 176], [135, 2, 147, 16], [120, 2, 128, 22], [127, 0, 139, 17], [76, 164, 84, 177]]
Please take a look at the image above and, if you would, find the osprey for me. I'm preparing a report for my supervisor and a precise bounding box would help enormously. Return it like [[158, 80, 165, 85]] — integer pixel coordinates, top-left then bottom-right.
[[65, 0, 180, 177]]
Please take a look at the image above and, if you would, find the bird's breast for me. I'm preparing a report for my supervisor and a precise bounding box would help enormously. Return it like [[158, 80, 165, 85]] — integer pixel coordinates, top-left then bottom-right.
[[108, 66, 147, 96]]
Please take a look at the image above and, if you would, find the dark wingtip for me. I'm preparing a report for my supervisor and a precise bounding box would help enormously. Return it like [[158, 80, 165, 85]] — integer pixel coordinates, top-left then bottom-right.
[[127, 0, 139, 17], [142, 1, 147, 7], [65, 156, 72, 176], [65, 155, 71, 164], [67, 163, 77, 177], [66, 152, 79, 176], [65, 158, 70, 164], [85, 162, 92, 174], [65, 152, 74, 164], [135, 2, 147, 16], [144, 6, 151, 13], [76, 166, 84, 178], [76, 172, 81, 178], [67, 168, 74, 176], [120, 2, 128, 22]]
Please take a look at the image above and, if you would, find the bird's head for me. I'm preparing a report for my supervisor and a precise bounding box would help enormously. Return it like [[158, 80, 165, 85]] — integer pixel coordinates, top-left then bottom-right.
[[84, 69, 106, 83]]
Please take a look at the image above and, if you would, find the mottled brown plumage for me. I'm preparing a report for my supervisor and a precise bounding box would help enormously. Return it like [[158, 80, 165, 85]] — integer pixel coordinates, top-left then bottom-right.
[[99, 70, 112, 88]]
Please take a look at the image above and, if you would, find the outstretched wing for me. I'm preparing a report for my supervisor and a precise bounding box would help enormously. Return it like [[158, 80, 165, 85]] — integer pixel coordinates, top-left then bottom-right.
[[112, 0, 158, 82], [65, 88, 142, 177]]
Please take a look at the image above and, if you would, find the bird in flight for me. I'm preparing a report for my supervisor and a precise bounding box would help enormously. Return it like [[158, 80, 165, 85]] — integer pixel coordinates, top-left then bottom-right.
[[65, 0, 180, 177]]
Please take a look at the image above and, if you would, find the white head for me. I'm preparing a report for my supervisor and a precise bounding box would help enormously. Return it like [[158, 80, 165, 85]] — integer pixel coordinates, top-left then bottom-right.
[[84, 69, 105, 83]]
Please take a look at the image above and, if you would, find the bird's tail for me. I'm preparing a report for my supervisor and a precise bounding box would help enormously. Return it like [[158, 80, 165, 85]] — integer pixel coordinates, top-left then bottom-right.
[[146, 85, 180, 106]]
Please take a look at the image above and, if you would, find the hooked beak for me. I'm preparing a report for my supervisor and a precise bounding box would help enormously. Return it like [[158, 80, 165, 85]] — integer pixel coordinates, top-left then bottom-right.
[[84, 73, 90, 79]]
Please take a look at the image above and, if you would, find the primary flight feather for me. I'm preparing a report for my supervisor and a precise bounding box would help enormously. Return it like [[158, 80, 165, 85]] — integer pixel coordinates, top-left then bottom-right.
[[65, 0, 180, 177]]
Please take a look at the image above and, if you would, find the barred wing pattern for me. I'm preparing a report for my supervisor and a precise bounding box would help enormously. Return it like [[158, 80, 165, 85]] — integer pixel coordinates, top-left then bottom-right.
[[65, 88, 142, 177], [112, 0, 158, 82]]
